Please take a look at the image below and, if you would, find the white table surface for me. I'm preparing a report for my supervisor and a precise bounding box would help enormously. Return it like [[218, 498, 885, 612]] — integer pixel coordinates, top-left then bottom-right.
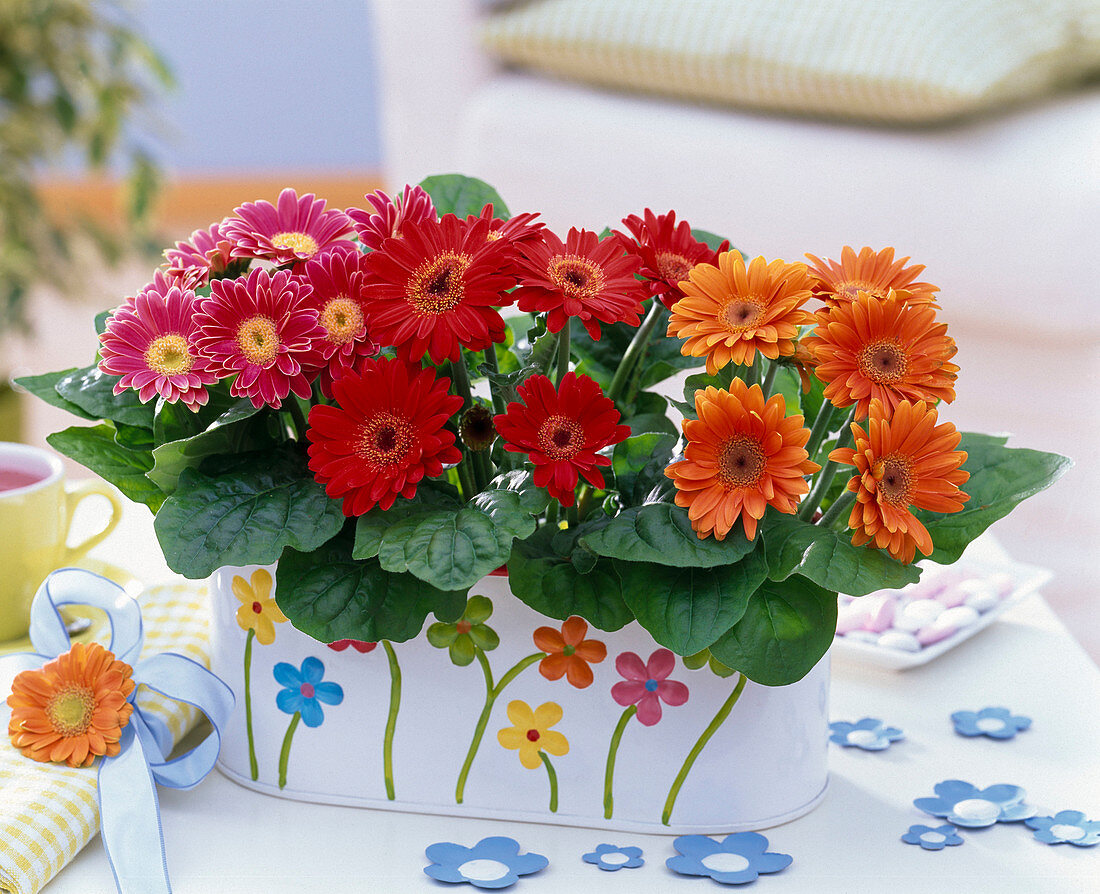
[[36, 500, 1100, 893]]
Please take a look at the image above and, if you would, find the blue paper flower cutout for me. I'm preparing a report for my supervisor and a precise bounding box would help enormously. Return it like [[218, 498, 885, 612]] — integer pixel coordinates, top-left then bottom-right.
[[273, 656, 343, 727], [901, 823, 965, 850], [951, 707, 1031, 740], [828, 717, 904, 751], [667, 832, 792, 885], [914, 779, 1033, 827], [582, 843, 644, 871], [1025, 811, 1100, 847], [424, 836, 548, 888]]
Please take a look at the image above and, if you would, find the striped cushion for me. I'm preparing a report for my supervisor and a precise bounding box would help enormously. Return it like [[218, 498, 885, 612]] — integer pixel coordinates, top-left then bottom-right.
[[480, 0, 1100, 124]]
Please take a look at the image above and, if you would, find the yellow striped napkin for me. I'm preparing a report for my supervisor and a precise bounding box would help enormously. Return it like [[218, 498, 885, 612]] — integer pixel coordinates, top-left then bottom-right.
[[0, 580, 211, 894]]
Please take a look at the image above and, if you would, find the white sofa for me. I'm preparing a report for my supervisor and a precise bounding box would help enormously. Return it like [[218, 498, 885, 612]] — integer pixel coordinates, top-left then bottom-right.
[[367, 0, 1100, 657]]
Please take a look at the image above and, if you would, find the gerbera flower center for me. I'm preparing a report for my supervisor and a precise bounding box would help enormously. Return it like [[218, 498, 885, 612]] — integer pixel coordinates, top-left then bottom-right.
[[237, 315, 281, 364], [407, 251, 472, 315], [655, 251, 694, 283], [719, 297, 765, 333], [358, 412, 413, 466], [144, 334, 193, 376], [716, 435, 767, 490], [45, 685, 95, 737], [486, 229, 504, 241], [537, 415, 585, 460], [548, 255, 604, 302], [319, 297, 365, 344], [873, 455, 915, 506], [460, 404, 496, 451], [270, 231, 319, 256], [858, 340, 909, 384], [526, 729, 541, 742]]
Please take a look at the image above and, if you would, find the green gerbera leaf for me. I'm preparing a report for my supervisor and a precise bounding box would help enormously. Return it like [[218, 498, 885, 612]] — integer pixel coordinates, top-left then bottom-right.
[[47, 424, 164, 511], [54, 364, 156, 429], [418, 173, 511, 219]]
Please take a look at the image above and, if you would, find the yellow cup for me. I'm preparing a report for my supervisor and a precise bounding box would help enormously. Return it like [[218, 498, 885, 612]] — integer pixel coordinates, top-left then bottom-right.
[[0, 442, 122, 642]]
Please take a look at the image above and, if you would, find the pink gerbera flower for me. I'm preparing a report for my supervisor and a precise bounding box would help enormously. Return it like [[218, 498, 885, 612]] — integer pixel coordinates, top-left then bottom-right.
[[98, 279, 218, 411], [163, 220, 235, 286], [194, 268, 326, 409], [611, 649, 689, 726], [224, 189, 355, 267], [298, 251, 378, 397], [347, 185, 437, 250]]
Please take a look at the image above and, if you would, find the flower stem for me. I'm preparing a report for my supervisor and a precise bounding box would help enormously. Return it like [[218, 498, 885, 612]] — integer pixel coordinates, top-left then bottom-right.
[[804, 402, 839, 464], [288, 398, 309, 441], [603, 704, 637, 819], [799, 407, 856, 520], [607, 301, 662, 403], [820, 488, 857, 529], [278, 712, 301, 790], [761, 360, 780, 398], [455, 651, 544, 803], [382, 641, 401, 800], [450, 358, 485, 492], [540, 751, 559, 813], [662, 673, 748, 825], [745, 357, 761, 389], [483, 348, 508, 416], [555, 317, 571, 386], [243, 628, 258, 781]]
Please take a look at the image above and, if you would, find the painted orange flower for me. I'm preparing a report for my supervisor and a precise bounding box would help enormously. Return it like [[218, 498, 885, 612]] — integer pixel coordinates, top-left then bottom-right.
[[806, 246, 940, 308], [803, 290, 958, 420], [830, 399, 969, 564], [665, 380, 820, 541], [667, 253, 815, 375], [533, 617, 607, 689], [7, 642, 135, 768], [233, 568, 288, 645]]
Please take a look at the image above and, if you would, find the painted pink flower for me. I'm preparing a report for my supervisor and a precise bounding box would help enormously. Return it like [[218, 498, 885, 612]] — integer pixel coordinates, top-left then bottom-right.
[[347, 185, 437, 250], [327, 640, 377, 653], [298, 250, 378, 397], [163, 220, 235, 285], [194, 267, 326, 409], [99, 277, 219, 411], [611, 649, 689, 726], [224, 188, 355, 266]]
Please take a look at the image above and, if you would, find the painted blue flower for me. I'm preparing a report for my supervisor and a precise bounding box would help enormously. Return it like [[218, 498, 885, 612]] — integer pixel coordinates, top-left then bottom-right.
[[667, 832, 792, 885], [951, 707, 1031, 740], [424, 836, 548, 889], [1025, 810, 1100, 847], [582, 843, 644, 871], [914, 779, 1033, 827], [273, 656, 343, 727], [901, 823, 965, 850], [828, 717, 904, 751]]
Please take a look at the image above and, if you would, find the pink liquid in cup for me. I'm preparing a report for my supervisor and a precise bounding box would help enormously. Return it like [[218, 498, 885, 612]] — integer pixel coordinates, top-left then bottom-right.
[[0, 466, 46, 493]]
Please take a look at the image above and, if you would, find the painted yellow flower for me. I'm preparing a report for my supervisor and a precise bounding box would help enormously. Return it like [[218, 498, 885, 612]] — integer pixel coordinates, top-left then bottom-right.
[[497, 700, 569, 769], [233, 569, 288, 645]]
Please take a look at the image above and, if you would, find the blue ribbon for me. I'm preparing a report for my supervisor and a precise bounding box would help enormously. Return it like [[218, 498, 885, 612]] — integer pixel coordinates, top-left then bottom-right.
[[3, 568, 234, 894]]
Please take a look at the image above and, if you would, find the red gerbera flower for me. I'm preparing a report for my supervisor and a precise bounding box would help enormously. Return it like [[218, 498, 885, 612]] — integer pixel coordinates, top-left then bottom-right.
[[362, 213, 516, 364], [347, 184, 437, 250], [163, 220, 235, 285], [194, 268, 326, 409], [224, 188, 355, 266], [298, 251, 378, 397], [513, 228, 646, 339], [466, 203, 545, 262], [306, 357, 463, 515], [615, 209, 728, 309], [494, 372, 630, 506]]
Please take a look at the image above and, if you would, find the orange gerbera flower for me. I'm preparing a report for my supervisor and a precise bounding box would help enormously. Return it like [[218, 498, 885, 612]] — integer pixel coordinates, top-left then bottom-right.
[[7, 642, 135, 768], [667, 253, 815, 375], [830, 399, 969, 564], [532, 616, 607, 689], [803, 290, 958, 420], [806, 246, 940, 308], [665, 380, 820, 540]]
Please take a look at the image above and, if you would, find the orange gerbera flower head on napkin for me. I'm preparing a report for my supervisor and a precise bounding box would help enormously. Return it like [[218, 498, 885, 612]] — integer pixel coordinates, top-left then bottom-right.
[[830, 399, 970, 564], [7, 641, 135, 768], [806, 246, 940, 309], [666, 380, 820, 541], [803, 289, 959, 421], [667, 253, 815, 375]]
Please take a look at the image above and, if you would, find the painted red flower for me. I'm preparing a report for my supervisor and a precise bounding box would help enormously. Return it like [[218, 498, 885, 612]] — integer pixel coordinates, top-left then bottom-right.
[[494, 372, 630, 507], [513, 228, 646, 339], [611, 649, 689, 726], [224, 188, 355, 266], [194, 268, 326, 409], [306, 357, 463, 515], [362, 213, 516, 364], [615, 209, 728, 309], [347, 185, 437, 250], [163, 220, 235, 285], [327, 640, 378, 653]]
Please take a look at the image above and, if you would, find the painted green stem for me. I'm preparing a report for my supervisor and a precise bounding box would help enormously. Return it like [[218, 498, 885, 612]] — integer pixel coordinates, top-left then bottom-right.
[[382, 641, 401, 800], [243, 628, 258, 780], [555, 317, 571, 386], [607, 300, 662, 402], [662, 673, 748, 825], [603, 704, 637, 819], [278, 712, 300, 790], [540, 751, 559, 813], [455, 651, 544, 803]]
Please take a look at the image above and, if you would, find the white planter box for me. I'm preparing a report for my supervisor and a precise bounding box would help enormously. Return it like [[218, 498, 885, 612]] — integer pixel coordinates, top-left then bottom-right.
[[210, 565, 829, 834]]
